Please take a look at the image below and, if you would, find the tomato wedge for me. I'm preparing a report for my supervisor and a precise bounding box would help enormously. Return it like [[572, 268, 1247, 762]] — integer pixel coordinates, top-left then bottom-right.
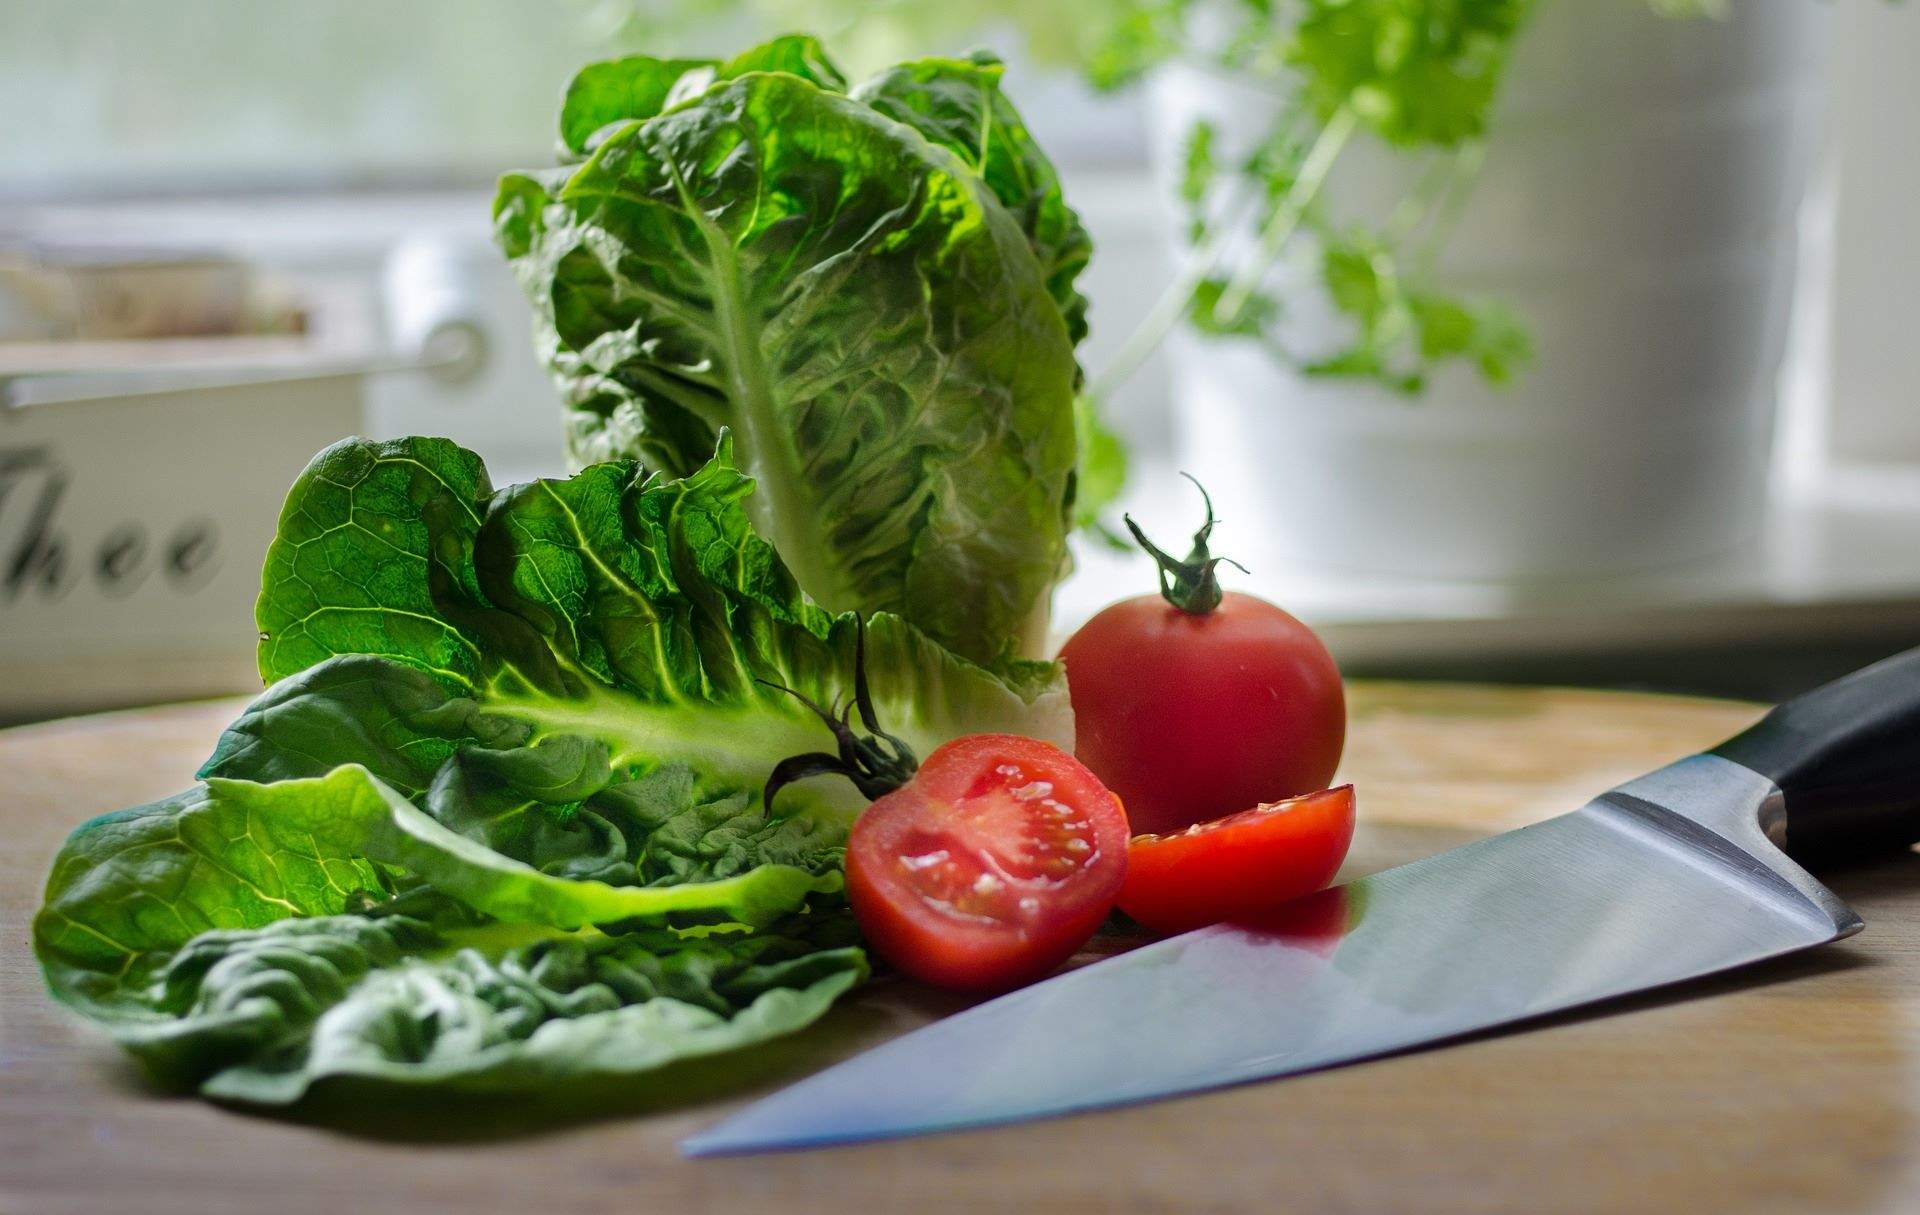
[[847, 734, 1131, 992], [1116, 785, 1356, 936]]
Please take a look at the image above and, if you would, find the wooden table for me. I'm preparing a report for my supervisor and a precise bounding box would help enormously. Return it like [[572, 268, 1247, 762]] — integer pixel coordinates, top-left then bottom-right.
[[4, 684, 1915, 1215]]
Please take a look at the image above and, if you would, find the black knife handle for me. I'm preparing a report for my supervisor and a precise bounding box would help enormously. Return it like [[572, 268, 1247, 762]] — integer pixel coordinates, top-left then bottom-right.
[[1710, 645, 1920, 859]]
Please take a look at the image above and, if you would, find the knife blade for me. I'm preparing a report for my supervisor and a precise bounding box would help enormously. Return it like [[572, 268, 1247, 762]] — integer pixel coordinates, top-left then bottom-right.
[[683, 647, 1920, 1157]]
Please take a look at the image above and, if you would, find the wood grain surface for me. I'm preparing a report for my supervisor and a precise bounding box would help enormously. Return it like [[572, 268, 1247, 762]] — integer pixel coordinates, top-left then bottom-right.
[[4, 683, 1915, 1215]]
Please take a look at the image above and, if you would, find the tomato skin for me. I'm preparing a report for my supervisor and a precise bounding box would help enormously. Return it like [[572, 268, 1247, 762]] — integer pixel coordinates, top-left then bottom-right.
[[846, 734, 1130, 992], [1061, 592, 1344, 836], [1117, 785, 1355, 936]]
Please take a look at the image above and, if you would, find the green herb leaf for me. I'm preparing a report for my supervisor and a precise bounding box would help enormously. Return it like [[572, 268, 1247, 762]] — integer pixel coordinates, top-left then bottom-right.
[[1072, 394, 1130, 534], [1290, 0, 1532, 147], [1189, 276, 1281, 339]]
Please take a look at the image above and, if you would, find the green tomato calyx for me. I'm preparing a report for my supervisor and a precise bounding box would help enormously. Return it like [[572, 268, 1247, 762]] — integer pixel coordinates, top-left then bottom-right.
[[1125, 474, 1249, 616]]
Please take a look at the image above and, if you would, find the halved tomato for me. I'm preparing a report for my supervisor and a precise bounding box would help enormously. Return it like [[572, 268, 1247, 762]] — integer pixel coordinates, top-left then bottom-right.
[[1117, 785, 1356, 935], [847, 734, 1131, 992]]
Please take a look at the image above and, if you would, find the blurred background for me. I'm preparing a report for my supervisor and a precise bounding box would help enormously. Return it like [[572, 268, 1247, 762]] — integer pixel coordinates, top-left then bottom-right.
[[4, 0, 1918, 722]]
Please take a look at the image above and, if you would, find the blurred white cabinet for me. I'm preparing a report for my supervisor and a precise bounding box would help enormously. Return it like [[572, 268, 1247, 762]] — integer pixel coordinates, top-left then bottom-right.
[[0, 370, 363, 718]]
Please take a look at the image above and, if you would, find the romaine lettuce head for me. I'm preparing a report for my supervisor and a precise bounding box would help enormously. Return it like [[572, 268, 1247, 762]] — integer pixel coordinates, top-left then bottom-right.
[[494, 35, 1094, 665], [34, 431, 1071, 1104]]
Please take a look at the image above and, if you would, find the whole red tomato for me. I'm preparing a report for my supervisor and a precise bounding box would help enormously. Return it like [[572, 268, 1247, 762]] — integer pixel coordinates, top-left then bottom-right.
[[1061, 481, 1345, 835]]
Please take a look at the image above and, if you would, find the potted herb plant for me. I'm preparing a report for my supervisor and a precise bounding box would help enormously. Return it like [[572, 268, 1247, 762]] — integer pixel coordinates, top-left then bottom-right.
[[571, 0, 1836, 579], [1090, 0, 1834, 579]]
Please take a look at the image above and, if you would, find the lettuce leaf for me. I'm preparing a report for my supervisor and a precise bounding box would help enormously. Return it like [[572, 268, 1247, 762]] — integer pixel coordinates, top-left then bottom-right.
[[200, 664, 850, 927], [558, 34, 851, 159], [33, 769, 864, 1103], [189, 916, 864, 1104], [495, 40, 1090, 664], [852, 50, 1092, 350], [235, 431, 1070, 828]]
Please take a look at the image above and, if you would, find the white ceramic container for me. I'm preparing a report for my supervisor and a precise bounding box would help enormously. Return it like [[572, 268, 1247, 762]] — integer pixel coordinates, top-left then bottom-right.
[[1151, 1, 1833, 580]]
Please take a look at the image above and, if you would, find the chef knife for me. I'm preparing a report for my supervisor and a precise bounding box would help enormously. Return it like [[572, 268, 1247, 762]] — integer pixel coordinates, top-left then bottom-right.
[[683, 646, 1920, 1156]]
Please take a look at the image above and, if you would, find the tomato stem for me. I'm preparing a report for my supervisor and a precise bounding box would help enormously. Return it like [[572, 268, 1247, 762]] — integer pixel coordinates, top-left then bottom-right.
[[760, 616, 920, 811], [1125, 474, 1248, 615]]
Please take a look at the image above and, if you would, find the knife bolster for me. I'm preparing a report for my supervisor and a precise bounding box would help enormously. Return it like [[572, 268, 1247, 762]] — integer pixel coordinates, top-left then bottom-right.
[[1709, 645, 1920, 861]]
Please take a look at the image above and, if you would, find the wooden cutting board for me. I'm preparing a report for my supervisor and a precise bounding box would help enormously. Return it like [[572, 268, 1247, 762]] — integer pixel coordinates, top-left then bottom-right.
[[4, 683, 1915, 1215]]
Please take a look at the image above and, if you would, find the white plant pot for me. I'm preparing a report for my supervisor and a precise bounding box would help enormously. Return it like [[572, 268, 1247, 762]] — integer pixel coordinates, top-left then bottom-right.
[[1150, 1, 1832, 581]]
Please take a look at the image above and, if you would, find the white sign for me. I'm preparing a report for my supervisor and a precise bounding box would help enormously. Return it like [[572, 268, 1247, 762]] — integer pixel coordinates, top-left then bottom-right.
[[0, 373, 364, 718]]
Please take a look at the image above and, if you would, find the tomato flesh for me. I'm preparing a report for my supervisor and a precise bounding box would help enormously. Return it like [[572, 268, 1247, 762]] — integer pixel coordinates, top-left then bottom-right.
[[1062, 592, 1345, 836], [847, 734, 1130, 992], [1117, 785, 1356, 936]]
